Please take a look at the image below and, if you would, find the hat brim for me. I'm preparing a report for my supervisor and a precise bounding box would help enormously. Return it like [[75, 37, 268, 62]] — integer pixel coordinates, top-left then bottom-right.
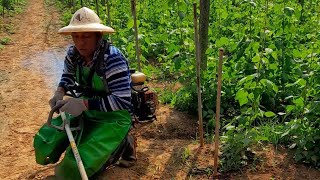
[[58, 23, 115, 35]]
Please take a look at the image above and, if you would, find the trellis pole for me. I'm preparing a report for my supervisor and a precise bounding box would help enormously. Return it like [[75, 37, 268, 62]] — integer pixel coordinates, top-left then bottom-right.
[[95, 0, 99, 17], [106, 0, 112, 42], [213, 48, 224, 177], [193, 3, 204, 147], [130, 0, 141, 72]]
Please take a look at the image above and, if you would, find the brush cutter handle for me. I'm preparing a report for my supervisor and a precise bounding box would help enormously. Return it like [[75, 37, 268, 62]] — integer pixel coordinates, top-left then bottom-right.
[[47, 104, 65, 131], [47, 104, 82, 131]]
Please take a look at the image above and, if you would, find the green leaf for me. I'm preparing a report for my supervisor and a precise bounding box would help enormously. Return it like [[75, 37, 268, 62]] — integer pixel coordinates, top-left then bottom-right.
[[216, 37, 229, 47], [265, 111, 276, 117], [293, 97, 304, 108], [239, 73, 257, 84], [281, 130, 290, 137], [293, 49, 301, 58], [203, 110, 208, 118], [265, 48, 273, 54], [271, 51, 278, 60], [178, 11, 186, 20], [286, 105, 296, 113], [252, 42, 260, 53], [311, 155, 318, 163], [269, 63, 278, 70], [235, 89, 249, 106], [286, 79, 306, 88], [127, 19, 134, 29], [289, 143, 296, 149], [252, 54, 260, 63], [243, 137, 251, 147], [284, 7, 294, 16], [225, 125, 235, 130], [295, 153, 303, 162], [260, 79, 278, 93]]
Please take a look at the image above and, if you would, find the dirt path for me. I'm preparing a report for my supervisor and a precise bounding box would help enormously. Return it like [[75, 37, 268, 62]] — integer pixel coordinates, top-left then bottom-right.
[[1, 1, 320, 180], [0, 0, 69, 179]]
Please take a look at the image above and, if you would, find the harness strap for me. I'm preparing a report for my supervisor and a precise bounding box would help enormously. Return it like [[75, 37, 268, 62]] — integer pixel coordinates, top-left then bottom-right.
[[77, 41, 111, 97]]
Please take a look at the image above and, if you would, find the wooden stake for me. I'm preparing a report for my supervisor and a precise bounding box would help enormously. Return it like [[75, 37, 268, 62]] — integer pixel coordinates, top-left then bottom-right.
[[131, 0, 141, 72], [106, 0, 112, 43], [213, 48, 224, 177], [95, 0, 99, 17], [193, 3, 204, 147]]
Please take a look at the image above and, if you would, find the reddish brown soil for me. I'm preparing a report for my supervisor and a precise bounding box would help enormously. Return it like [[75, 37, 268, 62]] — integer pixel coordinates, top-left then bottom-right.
[[0, 0, 319, 180]]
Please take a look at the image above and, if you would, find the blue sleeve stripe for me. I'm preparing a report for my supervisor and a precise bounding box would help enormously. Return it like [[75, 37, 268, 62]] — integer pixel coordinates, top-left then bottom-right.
[[105, 67, 128, 79], [116, 98, 132, 106], [109, 84, 131, 91], [108, 79, 130, 87], [106, 61, 125, 70], [107, 71, 129, 82], [101, 98, 111, 111], [108, 76, 128, 85], [107, 96, 120, 110]]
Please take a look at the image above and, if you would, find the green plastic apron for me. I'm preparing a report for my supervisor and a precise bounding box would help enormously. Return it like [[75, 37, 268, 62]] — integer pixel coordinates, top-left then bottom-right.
[[33, 66, 131, 179]]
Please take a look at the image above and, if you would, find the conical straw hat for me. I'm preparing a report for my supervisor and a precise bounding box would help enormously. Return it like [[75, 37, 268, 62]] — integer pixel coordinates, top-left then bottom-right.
[[58, 7, 115, 35]]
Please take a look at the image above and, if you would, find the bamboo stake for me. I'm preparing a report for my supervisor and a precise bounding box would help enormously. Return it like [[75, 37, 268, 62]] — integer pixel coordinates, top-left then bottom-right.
[[95, 0, 99, 17], [106, 0, 112, 43], [131, 0, 141, 72], [193, 3, 204, 147], [213, 48, 224, 177]]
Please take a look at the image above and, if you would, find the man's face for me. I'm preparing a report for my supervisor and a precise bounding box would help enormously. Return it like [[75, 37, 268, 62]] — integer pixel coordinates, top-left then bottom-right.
[[71, 32, 100, 58]]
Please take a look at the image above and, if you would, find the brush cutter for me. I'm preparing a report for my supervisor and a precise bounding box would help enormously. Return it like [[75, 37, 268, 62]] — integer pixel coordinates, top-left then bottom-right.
[[47, 105, 88, 180]]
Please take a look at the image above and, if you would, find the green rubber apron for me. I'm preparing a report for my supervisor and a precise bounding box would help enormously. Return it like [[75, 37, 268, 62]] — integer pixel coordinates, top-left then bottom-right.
[[33, 66, 131, 179]]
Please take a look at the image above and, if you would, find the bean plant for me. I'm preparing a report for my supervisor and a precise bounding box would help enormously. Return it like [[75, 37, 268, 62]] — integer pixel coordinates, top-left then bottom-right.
[[55, 0, 320, 171]]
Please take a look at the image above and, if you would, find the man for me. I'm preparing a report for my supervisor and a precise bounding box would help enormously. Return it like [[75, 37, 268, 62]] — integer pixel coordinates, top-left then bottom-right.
[[34, 7, 136, 179]]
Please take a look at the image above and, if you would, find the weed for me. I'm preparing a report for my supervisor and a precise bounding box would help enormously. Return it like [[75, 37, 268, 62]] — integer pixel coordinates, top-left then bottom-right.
[[155, 87, 175, 105], [0, 37, 11, 45], [181, 147, 191, 163]]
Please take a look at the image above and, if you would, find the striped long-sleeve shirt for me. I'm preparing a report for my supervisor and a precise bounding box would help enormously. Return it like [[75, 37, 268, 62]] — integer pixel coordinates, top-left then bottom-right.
[[58, 41, 132, 113]]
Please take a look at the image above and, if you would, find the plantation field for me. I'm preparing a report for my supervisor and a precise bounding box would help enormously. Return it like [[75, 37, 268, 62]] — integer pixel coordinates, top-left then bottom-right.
[[0, 0, 319, 179]]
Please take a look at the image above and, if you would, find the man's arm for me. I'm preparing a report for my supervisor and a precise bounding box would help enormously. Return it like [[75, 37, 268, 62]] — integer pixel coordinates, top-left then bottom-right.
[[58, 47, 77, 92]]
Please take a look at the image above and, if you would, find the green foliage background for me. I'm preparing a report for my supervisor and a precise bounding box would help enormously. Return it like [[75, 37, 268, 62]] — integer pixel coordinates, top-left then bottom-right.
[[55, 0, 320, 171]]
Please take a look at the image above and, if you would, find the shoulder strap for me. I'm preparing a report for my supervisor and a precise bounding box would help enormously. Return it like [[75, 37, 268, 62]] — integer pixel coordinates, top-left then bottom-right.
[[87, 41, 111, 95], [94, 41, 110, 77]]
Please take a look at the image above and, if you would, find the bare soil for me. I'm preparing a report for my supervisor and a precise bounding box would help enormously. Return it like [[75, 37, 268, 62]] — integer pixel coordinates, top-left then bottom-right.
[[0, 0, 319, 179]]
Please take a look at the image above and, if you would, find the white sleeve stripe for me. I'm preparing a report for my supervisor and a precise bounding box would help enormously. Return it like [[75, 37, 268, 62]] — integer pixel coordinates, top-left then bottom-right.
[[101, 97, 108, 111], [106, 67, 128, 79], [107, 96, 119, 110], [108, 76, 128, 85]]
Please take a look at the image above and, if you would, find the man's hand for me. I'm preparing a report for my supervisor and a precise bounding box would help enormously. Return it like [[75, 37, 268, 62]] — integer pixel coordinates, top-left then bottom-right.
[[57, 98, 88, 117], [49, 90, 65, 109]]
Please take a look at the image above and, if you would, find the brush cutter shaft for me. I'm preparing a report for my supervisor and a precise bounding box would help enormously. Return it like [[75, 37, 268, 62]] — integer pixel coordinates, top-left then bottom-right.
[[47, 104, 65, 130], [62, 112, 88, 180]]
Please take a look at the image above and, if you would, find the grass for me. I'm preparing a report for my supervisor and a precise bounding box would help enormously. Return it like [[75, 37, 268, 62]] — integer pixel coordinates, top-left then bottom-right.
[[0, 37, 11, 45]]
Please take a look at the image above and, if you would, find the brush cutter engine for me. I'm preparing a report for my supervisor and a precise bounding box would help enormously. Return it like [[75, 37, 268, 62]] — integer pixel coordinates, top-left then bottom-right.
[[130, 70, 157, 123]]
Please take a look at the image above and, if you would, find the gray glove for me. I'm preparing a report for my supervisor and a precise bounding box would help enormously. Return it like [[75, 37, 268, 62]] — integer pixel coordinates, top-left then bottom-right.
[[49, 90, 65, 109], [57, 98, 88, 117]]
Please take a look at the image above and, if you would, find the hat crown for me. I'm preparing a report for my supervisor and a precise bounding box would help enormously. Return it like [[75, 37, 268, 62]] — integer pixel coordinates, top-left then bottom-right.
[[70, 7, 101, 25], [58, 7, 115, 35]]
